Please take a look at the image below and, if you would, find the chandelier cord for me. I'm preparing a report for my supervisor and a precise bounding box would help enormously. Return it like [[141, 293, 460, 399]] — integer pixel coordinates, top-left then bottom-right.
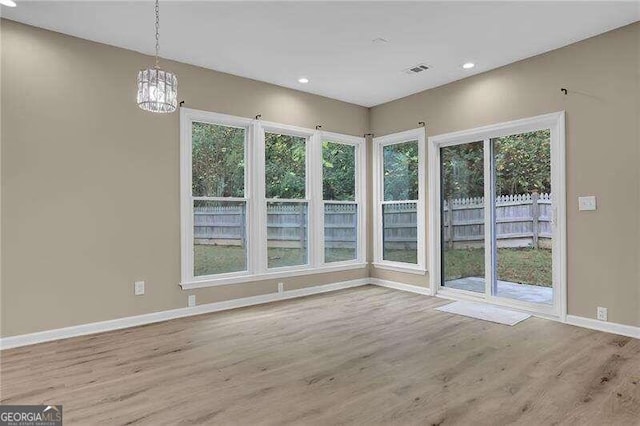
[[154, 0, 160, 68], [136, 0, 177, 113]]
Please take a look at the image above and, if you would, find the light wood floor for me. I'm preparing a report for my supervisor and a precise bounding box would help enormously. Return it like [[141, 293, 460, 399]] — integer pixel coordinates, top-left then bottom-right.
[[1, 286, 639, 425]]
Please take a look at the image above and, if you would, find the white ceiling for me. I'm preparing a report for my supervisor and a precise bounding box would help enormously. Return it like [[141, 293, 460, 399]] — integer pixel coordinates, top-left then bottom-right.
[[4, 1, 639, 107]]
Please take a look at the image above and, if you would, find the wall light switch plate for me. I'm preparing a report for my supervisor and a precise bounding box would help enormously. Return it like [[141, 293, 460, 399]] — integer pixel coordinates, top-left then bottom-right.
[[134, 281, 145, 296], [188, 295, 196, 307], [278, 282, 284, 294], [597, 306, 608, 321], [578, 196, 597, 211]]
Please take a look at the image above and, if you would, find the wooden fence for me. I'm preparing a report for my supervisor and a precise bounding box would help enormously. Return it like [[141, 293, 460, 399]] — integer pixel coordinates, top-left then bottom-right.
[[381, 193, 552, 250], [194, 203, 357, 249], [443, 192, 552, 249], [382, 203, 418, 250], [194, 193, 552, 250]]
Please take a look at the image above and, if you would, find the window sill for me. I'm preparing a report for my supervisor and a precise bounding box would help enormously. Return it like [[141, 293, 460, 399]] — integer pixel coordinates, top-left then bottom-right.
[[372, 262, 427, 275], [180, 262, 368, 290]]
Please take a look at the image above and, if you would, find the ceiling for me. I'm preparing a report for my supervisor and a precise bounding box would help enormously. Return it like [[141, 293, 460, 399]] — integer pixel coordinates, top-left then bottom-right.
[[4, 1, 639, 107]]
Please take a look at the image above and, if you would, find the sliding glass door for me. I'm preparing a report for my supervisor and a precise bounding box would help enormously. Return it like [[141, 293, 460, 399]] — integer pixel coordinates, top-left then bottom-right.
[[433, 113, 564, 316], [491, 130, 553, 305], [440, 141, 485, 294]]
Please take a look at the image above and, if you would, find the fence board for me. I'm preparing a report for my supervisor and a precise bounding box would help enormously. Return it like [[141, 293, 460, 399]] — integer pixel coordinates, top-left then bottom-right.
[[194, 193, 552, 250]]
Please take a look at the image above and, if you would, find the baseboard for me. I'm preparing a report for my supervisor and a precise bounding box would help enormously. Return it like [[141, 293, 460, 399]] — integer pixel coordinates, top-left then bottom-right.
[[4, 280, 636, 350], [371, 280, 640, 339], [370, 278, 432, 295], [565, 315, 640, 339], [0, 278, 369, 350]]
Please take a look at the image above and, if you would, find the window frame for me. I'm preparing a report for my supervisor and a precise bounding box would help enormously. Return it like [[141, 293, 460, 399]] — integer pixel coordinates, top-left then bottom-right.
[[259, 121, 315, 272], [372, 128, 427, 274], [180, 108, 367, 289], [427, 112, 566, 320], [180, 109, 255, 284], [318, 131, 367, 267]]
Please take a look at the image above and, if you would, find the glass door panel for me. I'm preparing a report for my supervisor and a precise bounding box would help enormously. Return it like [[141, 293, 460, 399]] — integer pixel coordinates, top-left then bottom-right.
[[491, 130, 553, 304], [440, 141, 485, 293]]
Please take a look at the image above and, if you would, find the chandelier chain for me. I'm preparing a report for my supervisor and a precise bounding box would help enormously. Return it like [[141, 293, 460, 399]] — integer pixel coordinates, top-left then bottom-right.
[[155, 0, 160, 68], [136, 0, 177, 113]]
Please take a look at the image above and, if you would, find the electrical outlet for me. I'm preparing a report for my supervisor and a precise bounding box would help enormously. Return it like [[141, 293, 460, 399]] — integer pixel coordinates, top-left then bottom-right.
[[597, 306, 608, 321], [278, 282, 284, 294], [134, 281, 145, 296], [578, 196, 597, 211], [188, 295, 196, 307]]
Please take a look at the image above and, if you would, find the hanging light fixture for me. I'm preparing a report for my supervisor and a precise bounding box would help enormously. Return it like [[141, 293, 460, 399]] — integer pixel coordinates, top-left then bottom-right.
[[137, 0, 177, 113]]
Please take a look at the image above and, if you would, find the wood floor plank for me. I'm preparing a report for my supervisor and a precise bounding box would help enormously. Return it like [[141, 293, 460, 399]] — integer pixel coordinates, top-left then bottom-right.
[[1, 286, 638, 425]]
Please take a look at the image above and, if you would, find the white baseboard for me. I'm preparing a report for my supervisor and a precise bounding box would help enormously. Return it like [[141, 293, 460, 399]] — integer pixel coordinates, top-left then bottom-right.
[[3, 279, 637, 350], [370, 278, 432, 295], [371, 280, 640, 339], [0, 278, 369, 350], [565, 315, 640, 339]]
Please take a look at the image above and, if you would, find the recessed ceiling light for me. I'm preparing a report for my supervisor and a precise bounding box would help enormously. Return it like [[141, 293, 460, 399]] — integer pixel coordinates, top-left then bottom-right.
[[298, 77, 309, 84], [0, 0, 17, 7], [462, 62, 475, 69]]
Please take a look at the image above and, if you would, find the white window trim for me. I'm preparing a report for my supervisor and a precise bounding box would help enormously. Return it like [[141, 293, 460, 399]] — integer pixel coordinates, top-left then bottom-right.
[[427, 111, 567, 320], [372, 128, 427, 274], [260, 121, 315, 272], [319, 131, 367, 267], [179, 108, 367, 289], [180, 109, 256, 286]]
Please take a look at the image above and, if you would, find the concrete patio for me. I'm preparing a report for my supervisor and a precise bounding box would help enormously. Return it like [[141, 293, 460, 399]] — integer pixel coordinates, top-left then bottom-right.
[[445, 276, 553, 304]]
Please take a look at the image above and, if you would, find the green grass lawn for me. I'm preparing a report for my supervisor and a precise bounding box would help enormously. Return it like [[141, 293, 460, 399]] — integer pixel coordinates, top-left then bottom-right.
[[194, 245, 357, 276], [444, 247, 552, 287], [267, 247, 307, 268], [194, 244, 247, 276], [195, 245, 552, 288], [383, 249, 417, 264]]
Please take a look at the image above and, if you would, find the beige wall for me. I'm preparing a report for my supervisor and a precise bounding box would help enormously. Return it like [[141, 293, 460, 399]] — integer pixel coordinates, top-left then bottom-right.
[[0, 20, 369, 337], [2, 19, 639, 338], [370, 22, 640, 327]]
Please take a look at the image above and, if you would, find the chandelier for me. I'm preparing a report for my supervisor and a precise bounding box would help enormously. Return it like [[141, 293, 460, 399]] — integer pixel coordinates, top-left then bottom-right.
[[136, 0, 177, 113]]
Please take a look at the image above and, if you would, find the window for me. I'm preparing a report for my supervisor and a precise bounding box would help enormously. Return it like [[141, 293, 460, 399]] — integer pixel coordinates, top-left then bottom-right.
[[383, 141, 419, 264], [264, 131, 309, 269], [191, 120, 249, 277], [180, 109, 367, 288], [321, 134, 365, 264], [373, 129, 426, 272]]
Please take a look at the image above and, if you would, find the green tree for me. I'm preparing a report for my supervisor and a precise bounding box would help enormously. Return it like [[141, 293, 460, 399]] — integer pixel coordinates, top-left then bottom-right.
[[265, 132, 306, 199], [322, 141, 356, 201], [192, 122, 245, 197], [441, 129, 551, 199], [383, 141, 419, 200], [441, 142, 484, 199], [494, 130, 551, 196]]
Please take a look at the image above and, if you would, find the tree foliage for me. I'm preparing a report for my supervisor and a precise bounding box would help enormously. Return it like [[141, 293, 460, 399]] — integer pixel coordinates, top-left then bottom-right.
[[441, 129, 551, 199], [193, 127, 358, 201], [384, 141, 419, 201], [323, 141, 356, 201], [192, 125, 549, 204], [192, 122, 245, 197], [265, 132, 306, 199], [441, 142, 484, 199], [494, 130, 551, 196]]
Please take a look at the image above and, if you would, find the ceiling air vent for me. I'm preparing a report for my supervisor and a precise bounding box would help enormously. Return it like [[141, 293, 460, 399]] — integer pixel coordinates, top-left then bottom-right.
[[405, 63, 430, 74]]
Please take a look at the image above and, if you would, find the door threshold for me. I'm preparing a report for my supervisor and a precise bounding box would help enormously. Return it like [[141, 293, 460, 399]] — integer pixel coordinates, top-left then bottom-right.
[[436, 287, 560, 321]]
